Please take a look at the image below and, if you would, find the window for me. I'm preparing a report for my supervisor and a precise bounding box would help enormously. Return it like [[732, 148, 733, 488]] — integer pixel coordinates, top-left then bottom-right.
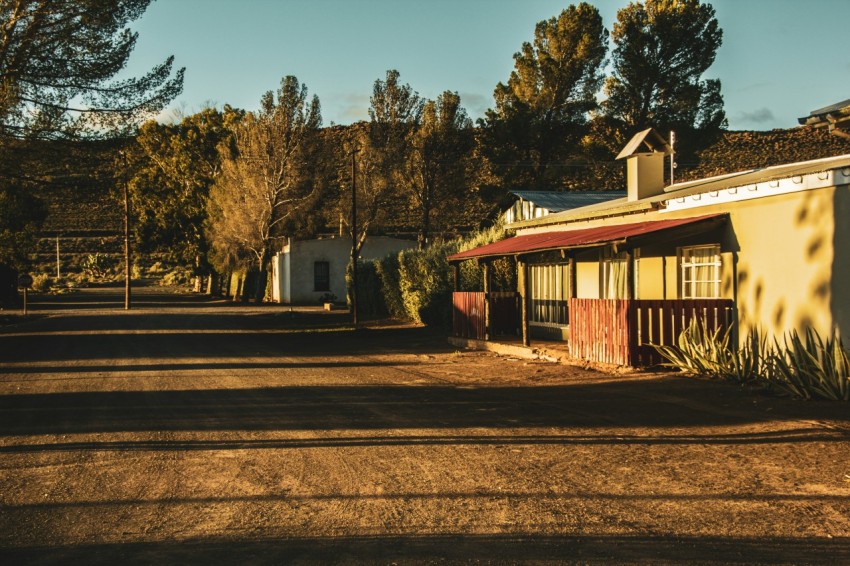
[[679, 245, 721, 298], [529, 263, 570, 325], [313, 261, 330, 292], [601, 249, 629, 299]]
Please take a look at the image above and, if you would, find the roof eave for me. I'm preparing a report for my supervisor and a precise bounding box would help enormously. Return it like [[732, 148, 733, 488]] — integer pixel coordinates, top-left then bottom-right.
[[509, 199, 659, 230]]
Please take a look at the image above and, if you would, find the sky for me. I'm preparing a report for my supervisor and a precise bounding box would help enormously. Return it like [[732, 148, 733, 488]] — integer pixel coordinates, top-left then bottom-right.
[[122, 0, 850, 131]]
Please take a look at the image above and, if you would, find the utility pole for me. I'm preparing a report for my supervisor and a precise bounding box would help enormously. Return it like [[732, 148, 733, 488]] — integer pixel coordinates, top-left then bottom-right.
[[121, 150, 131, 310], [350, 149, 359, 327], [669, 130, 676, 185], [55, 236, 60, 279]]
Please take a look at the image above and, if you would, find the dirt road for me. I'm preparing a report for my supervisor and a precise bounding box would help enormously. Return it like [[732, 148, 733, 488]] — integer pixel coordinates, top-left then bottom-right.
[[1, 288, 848, 564]]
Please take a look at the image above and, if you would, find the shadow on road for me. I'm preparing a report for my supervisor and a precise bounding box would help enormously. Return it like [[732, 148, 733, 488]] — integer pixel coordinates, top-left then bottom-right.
[[1, 380, 848, 438], [3, 533, 848, 565]]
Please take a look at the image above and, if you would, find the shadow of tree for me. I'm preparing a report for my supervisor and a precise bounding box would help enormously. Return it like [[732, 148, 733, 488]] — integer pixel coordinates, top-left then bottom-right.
[[3, 533, 848, 564]]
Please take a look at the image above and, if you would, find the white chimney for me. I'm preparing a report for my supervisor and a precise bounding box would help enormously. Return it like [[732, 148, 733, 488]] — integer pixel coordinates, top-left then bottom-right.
[[616, 128, 672, 202]]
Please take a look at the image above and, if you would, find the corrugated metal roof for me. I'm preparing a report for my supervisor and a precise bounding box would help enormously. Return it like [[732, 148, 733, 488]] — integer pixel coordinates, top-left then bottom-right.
[[799, 98, 850, 124], [509, 190, 625, 212], [448, 214, 725, 262]]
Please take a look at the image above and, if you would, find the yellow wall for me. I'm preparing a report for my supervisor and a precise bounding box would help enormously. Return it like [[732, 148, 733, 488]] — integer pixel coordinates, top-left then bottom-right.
[[533, 183, 850, 341], [574, 249, 601, 299], [623, 185, 847, 340], [728, 186, 838, 339]]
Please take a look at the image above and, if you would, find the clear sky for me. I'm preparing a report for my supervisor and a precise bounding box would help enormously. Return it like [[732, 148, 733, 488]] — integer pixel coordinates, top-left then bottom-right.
[[123, 0, 850, 130]]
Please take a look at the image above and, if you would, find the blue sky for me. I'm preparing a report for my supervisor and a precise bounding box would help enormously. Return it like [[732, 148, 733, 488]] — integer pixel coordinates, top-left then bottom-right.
[[124, 0, 850, 130]]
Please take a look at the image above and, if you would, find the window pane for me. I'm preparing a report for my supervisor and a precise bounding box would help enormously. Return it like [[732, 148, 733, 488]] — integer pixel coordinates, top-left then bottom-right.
[[680, 245, 720, 299], [314, 261, 330, 292]]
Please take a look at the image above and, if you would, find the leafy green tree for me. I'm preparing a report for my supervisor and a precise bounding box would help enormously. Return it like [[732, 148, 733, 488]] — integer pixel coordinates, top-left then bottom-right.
[[402, 91, 478, 249], [0, 0, 184, 140], [479, 3, 608, 190], [206, 76, 321, 301], [128, 107, 241, 284], [340, 70, 423, 258], [0, 180, 46, 268], [0, 0, 183, 275], [603, 0, 725, 137]]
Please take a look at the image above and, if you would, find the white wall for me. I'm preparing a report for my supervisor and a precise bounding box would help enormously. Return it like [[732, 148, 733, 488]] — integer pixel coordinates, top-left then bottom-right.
[[271, 236, 415, 304]]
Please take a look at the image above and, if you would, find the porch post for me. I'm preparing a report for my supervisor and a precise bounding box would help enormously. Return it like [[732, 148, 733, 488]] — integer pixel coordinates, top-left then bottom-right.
[[452, 263, 460, 292], [569, 255, 577, 299], [626, 248, 635, 300], [482, 261, 492, 341], [519, 257, 530, 347]]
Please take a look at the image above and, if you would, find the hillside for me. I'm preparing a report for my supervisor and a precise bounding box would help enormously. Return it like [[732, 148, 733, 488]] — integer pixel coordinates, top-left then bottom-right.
[[31, 125, 850, 265], [679, 126, 850, 182]]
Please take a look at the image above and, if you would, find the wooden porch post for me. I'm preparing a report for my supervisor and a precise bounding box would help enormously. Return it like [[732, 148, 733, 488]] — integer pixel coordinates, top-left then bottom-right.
[[626, 248, 635, 300], [519, 257, 530, 347], [569, 255, 577, 299], [452, 263, 460, 292], [482, 261, 492, 341]]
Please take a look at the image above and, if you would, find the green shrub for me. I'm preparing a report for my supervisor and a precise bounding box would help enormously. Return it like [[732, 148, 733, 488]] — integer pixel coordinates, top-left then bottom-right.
[[345, 225, 511, 327], [81, 253, 117, 280], [160, 266, 193, 288], [375, 254, 405, 319], [345, 259, 386, 316], [30, 273, 52, 292]]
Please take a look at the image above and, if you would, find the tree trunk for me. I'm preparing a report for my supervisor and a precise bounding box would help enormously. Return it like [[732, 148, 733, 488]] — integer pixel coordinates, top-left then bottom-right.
[[254, 250, 271, 303], [418, 198, 431, 250]]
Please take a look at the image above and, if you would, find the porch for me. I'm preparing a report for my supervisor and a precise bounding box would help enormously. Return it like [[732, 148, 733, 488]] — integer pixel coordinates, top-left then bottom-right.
[[451, 292, 734, 367]]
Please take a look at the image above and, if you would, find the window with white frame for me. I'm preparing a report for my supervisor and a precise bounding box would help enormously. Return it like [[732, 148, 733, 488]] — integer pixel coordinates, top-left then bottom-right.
[[601, 249, 629, 299], [529, 263, 570, 325], [679, 245, 721, 299]]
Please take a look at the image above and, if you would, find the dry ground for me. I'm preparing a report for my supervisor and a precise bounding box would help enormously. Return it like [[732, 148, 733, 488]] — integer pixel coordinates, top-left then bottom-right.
[[0, 288, 848, 564]]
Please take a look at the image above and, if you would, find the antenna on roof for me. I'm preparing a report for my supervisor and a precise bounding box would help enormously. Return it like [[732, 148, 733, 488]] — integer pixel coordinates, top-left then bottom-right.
[[669, 130, 677, 185]]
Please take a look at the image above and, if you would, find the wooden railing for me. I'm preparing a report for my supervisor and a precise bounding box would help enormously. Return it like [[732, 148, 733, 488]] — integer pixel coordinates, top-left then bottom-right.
[[491, 292, 521, 336], [452, 292, 486, 339], [455, 294, 734, 367], [569, 299, 632, 366], [452, 291, 520, 340], [569, 298, 735, 366]]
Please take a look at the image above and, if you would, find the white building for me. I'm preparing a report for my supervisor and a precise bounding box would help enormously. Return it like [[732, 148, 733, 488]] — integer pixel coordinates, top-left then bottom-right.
[[271, 236, 415, 304]]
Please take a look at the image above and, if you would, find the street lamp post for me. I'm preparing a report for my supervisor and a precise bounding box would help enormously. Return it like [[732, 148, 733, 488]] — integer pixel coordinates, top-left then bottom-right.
[[350, 149, 359, 327], [121, 150, 131, 310]]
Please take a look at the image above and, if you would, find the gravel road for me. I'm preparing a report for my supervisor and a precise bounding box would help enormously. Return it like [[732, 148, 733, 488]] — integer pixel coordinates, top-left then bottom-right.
[[1, 287, 848, 564]]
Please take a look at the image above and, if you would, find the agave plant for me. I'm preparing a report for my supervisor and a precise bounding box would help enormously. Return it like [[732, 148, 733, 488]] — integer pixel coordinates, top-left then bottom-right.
[[653, 320, 767, 385], [767, 328, 850, 401]]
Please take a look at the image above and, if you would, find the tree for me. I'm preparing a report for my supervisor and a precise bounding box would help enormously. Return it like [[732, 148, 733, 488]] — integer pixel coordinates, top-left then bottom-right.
[[206, 76, 321, 301], [602, 0, 725, 138], [0, 179, 45, 268], [402, 91, 478, 249], [0, 0, 183, 276], [341, 70, 423, 258], [128, 107, 241, 287], [0, 0, 184, 140], [479, 3, 608, 190]]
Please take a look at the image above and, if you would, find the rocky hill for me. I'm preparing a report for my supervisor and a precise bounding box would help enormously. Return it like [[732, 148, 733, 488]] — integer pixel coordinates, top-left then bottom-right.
[[678, 126, 850, 182]]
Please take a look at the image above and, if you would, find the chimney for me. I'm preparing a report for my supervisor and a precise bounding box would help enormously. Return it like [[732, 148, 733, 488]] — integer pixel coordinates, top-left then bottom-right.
[[616, 128, 672, 202]]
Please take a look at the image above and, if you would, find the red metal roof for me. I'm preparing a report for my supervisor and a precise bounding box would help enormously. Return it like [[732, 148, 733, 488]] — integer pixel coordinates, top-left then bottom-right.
[[448, 214, 726, 262]]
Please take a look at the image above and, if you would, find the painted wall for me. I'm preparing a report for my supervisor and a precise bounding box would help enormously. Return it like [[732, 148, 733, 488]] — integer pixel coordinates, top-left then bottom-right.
[[524, 179, 850, 342], [271, 236, 415, 304]]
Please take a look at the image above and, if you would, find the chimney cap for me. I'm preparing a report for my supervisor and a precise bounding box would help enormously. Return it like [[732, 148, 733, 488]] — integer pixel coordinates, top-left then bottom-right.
[[616, 128, 673, 160]]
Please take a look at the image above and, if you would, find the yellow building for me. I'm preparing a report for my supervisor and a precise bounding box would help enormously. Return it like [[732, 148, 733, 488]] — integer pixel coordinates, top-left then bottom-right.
[[450, 129, 850, 366]]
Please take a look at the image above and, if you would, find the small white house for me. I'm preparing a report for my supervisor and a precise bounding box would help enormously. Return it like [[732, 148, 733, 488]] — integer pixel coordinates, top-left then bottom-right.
[[271, 236, 415, 304]]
